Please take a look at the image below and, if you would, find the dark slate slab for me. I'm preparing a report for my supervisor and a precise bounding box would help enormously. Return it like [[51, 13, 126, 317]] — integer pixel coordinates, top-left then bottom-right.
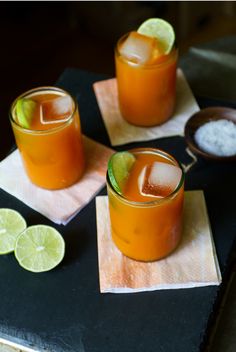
[[0, 68, 235, 352], [179, 35, 236, 103]]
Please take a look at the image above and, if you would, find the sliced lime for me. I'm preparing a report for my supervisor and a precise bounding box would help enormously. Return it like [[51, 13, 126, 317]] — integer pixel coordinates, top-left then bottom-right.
[[16, 98, 36, 128], [15, 225, 65, 273], [137, 18, 175, 54], [0, 209, 27, 255], [108, 151, 136, 195]]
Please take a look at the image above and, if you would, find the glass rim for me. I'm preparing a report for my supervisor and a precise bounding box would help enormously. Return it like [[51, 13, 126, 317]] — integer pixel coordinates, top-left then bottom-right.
[[106, 148, 185, 207], [9, 86, 78, 134], [115, 32, 178, 69]]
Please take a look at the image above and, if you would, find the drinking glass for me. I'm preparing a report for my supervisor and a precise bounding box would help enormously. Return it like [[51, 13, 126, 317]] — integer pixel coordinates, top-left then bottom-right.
[[115, 33, 178, 126], [107, 148, 184, 261], [10, 86, 85, 190]]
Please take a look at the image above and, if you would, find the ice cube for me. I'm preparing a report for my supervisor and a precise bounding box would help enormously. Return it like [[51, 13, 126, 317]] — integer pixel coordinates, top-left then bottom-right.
[[138, 162, 182, 197], [40, 95, 73, 124], [119, 31, 157, 65]]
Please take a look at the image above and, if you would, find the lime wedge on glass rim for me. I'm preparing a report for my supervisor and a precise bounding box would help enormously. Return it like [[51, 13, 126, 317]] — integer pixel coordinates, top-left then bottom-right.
[[14, 225, 65, 273], [15, 98, 36, 128], [0, 209, 27, 255], [137, 18, 175, 54], [108, 151, 136, 195]]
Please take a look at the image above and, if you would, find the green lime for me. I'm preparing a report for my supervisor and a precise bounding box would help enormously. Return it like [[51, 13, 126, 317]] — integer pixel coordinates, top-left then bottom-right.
[[15, 225, 65, 273], [137, 18, 175, 54], [15, 98, 36, 128], [108, 151, 136, 195], [0, 209, 27, 255]]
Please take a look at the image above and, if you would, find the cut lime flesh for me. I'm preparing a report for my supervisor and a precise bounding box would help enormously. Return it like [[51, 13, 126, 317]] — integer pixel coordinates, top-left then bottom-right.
[[108, 152, 136, 195], [0, 209, 27, 255], [14, 225, 65, 273], [15, 98, 36, 128], [137, 18, 175, 54]]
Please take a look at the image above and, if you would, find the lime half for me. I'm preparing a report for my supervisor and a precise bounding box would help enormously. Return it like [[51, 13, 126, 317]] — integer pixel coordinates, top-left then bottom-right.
[[0, 209, 27, 255], [16, 98, 36, 128], [137, 18, 175, 54], [108, 151, 136, 195], [15, 225, 65, 273]]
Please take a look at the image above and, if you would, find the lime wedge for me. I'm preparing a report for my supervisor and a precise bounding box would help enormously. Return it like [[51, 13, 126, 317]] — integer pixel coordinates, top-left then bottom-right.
[[137, 18, 175, 54], [15, 225, 65, 273], [16, 98, 36, 128], [0, 209, 27, 255], [108, 151, 136, 195]]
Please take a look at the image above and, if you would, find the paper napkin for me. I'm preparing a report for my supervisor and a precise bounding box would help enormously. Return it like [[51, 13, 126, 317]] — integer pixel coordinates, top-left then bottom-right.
[[0, 136, 114, 225], [93, 69, 199, 146], [96, 191, 221, 293]]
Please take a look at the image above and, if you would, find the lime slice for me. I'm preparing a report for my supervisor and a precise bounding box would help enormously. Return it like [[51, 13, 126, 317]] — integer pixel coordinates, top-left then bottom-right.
[[108, 151, 136, 195], [137, 18, 175, 54], [16, 98, 36, 128], [0, 209, 27, 255], [15, 225, 65, 273]]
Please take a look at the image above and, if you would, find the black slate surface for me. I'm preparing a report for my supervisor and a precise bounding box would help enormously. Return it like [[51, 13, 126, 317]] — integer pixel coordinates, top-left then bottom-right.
[[0, 68, 236, 352]]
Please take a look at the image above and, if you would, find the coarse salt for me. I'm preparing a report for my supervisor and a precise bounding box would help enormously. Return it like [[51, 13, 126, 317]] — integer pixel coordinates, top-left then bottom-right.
[[194, 119, 236, 157]]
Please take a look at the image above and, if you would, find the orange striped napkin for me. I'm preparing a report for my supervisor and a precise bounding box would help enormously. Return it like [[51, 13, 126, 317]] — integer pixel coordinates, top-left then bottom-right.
[[0, 136, 114, 225], [93, 69, 199, 146], [96, 191, 221, 293]]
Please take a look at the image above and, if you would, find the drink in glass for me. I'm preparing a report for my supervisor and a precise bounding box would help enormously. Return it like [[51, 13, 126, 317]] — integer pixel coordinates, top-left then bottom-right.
[[115, 19, 177, 126], [107, 148, 184, 261], [10, 87, 85, 190]]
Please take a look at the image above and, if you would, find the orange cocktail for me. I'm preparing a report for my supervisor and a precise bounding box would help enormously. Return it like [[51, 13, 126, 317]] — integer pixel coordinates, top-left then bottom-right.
[[115, 25, 178, 126], [107, 148, 184, 261], [10, 87, 84, 189]]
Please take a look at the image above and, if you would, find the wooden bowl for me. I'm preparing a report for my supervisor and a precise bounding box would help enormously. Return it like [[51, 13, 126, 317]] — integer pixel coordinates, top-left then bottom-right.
[[184, 107, 236, 161]]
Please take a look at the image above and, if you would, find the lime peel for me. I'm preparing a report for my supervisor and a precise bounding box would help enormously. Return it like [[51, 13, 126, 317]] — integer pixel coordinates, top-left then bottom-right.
[[137, 18, 175, 54], [108, 151, 136, 195], [16, 98, 36, 128]]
